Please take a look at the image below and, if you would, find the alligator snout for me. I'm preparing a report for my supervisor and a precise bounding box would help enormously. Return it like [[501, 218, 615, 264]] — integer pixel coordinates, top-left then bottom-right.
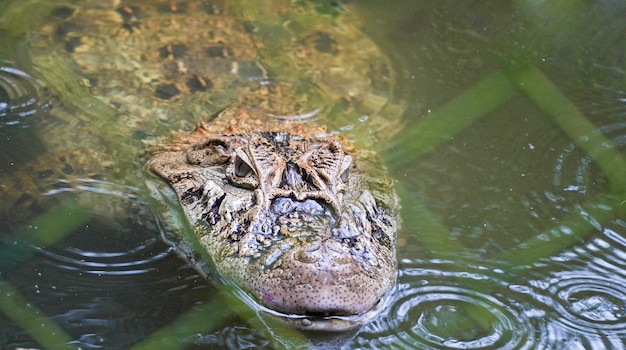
[[147, 117, 399, 331], [257, 239, 385, 317]]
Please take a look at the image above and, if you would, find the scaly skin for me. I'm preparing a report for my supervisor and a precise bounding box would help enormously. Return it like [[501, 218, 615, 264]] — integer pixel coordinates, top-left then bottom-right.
[[147, 107, 400, 330]]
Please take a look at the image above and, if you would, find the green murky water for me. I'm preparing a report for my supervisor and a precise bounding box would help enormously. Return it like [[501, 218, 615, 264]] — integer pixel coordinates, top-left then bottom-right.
[[1, 0, 626, 349]]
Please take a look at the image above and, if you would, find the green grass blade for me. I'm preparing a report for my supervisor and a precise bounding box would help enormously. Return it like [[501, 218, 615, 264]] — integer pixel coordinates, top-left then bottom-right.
[[1, 200, 90, 270], [0, 277, 77, 349], [0, 202, 90, 348], [396, 182, 464, 256], [499, 64, 626, 266], [498, 194, 623, 267], [508, 64, 626, 193], [130, 302, 232, 350], [384, 71, 518, 169]]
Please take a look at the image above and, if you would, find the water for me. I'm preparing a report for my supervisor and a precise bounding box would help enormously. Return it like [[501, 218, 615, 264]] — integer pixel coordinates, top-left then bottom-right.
[[1, 0, 626, 349]]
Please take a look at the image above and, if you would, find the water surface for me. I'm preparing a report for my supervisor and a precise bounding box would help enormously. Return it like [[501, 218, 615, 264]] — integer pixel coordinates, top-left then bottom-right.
[[1, 0, 625, 349]]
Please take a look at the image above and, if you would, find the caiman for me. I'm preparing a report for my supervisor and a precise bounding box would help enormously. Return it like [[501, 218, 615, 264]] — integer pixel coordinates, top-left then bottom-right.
[[1, 0, 403, 331]]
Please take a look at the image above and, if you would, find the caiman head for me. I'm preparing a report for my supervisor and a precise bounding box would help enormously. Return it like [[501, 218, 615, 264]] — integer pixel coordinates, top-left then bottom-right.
[[147, 107, 400, 330]]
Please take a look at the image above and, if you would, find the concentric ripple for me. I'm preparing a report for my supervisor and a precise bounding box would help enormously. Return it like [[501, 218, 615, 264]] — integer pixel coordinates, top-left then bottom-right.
[[41, 179, 169, 273], [407, 286, 528, 349], [551, 275, 626, 329], [526, 219, 626, 346], [1, 178, 207, 348], [6, 177, 173, 289], [553, 120, 626, 195], [526, 271, 626, 348], [0, 62, 52, 127], [597, 219, 626, 272], [356, 259, 546, 349], [555, 218, 626, 284]]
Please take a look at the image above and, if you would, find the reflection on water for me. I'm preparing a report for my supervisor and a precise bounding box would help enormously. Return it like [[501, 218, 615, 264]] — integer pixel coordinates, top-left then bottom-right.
[[0, 62, 51, 127], [525, 218, 626, 347], [359, 258, 543, 349], [0, 179, 218, 349], [1, 0, 626, 348]]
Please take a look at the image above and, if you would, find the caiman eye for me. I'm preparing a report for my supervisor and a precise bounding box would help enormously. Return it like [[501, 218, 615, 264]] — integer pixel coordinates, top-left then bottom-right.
[[234, 156, 253, 177], [227, 155, 258, 189], [340, 168, 349, 183]]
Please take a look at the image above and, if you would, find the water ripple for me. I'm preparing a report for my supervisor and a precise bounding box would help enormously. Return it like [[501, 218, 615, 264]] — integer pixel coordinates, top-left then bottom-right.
[[551, 275, 626, 328], [599, 219, 626, 269], [0, 61, 52, 127], [553, 120, 626, 195], [356, 259, 548, 349], [569, 225, 626, 280], [523, 218, 626, 346], [37, 236, 169, 277], [527, 270, 626, 350], [25, 178, 172, 287], [404, 286, 528, 348], [2, 177, 210, 348]]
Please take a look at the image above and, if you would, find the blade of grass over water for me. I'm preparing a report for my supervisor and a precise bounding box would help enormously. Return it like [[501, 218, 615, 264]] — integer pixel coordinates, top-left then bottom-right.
[[130, 302, 232, 350], [140, 193, 310, 349], [383, 71, 519, 169], [0, 200, 91, 271], [499, 194, 624, 266], [129, 285, 309, 349], [217, 284, 311, 350], [498, 64, 626, 266], [396, 183, 464, 257], [388, 63, 626, 271], [0, 202, 89, 348], [0, 1, 59, 56], [130, 282, 310, 350], [509, 64, 626, 193], [0, 277, 77, 349], [383, 71, 518, 258]]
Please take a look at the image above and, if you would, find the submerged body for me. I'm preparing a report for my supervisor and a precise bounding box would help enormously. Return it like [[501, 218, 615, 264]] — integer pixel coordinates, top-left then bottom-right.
[[2, 0, 404, 332]]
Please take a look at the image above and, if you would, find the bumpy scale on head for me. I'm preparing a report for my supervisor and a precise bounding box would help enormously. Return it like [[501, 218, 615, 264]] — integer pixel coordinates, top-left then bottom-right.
[[147, 107, 400, 322]]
